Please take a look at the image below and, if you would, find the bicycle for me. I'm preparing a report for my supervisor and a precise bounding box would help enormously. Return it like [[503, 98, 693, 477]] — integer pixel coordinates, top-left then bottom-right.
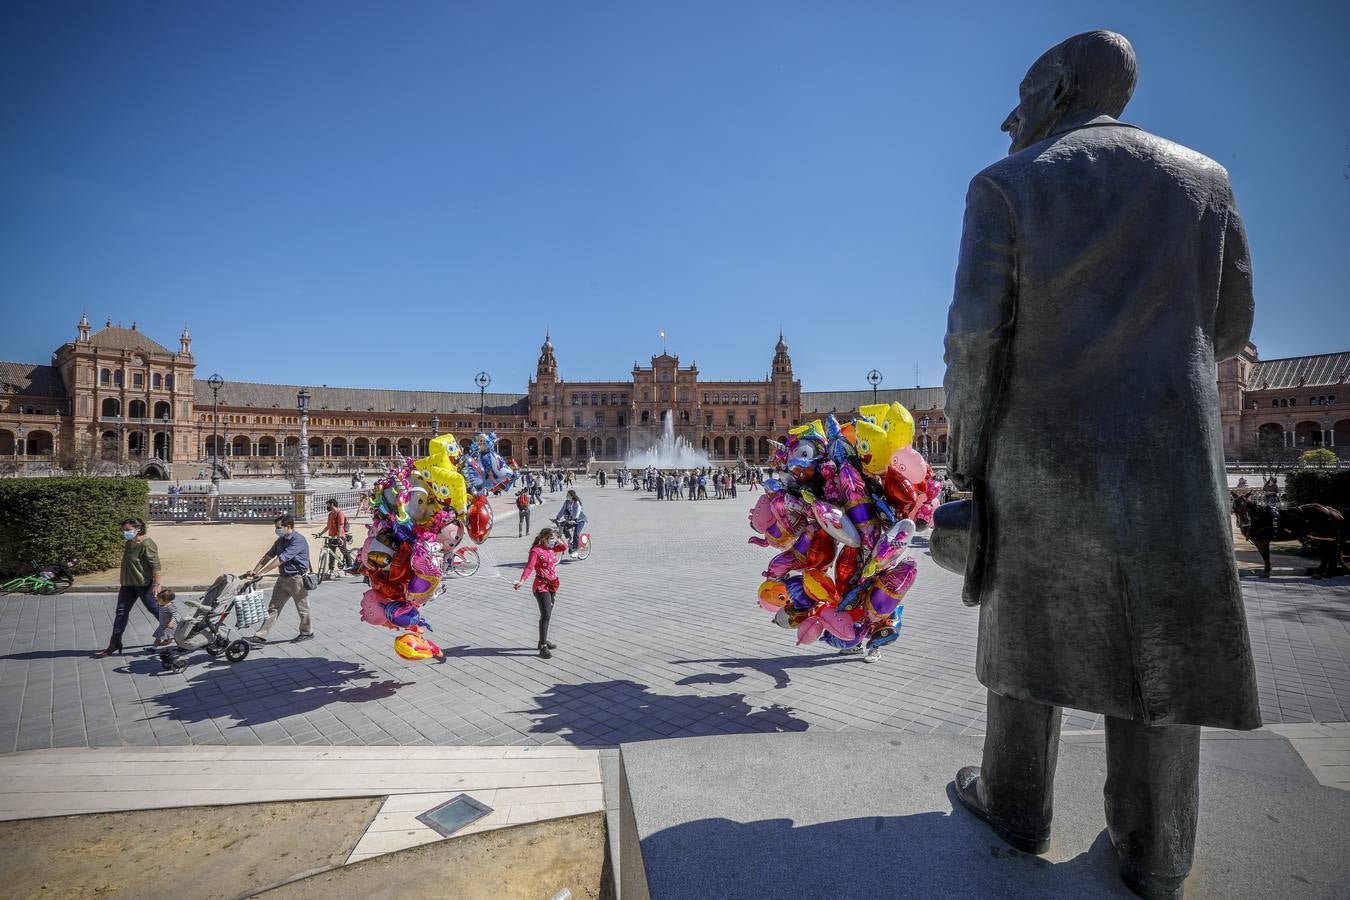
[[1, 558, 77, 596], [550, 518, 592, 561], [313, 534, 351, 583], [444, 545, 481, 578]]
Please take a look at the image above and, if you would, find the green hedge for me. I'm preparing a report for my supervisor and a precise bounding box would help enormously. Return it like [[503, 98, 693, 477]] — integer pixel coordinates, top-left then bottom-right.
[[0, 477, 149, 576], [1284, 469, 1350, 509]]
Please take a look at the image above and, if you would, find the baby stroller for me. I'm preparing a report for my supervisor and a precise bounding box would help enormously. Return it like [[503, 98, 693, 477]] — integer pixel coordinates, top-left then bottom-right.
[[159, 573, 270, 674]]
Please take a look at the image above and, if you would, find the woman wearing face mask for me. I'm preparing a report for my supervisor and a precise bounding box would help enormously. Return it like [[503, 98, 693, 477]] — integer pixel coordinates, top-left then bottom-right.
[[514, 527, 568, 658], [95, 518, 161, 657], [554, 490, 587, 557]]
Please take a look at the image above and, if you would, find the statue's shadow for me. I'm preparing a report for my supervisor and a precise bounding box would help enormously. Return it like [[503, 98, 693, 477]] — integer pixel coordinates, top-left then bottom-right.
[[640, 797, 1131, 899]]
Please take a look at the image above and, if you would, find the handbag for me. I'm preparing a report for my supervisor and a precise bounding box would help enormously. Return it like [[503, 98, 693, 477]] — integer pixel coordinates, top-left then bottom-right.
[[302, 572, 321, 591]]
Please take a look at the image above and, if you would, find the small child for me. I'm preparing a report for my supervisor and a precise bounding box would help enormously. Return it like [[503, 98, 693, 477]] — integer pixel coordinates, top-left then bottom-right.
[[153, 588, 178, 647]]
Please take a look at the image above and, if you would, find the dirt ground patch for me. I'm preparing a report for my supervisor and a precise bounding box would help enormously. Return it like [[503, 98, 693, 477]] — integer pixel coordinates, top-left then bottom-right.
[[262, 812, 611, 900], [0, 797, 381, 900]]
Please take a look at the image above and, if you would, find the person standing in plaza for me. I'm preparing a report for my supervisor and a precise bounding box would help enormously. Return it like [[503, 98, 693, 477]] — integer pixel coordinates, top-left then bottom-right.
[[515, 486, 532, 537], [95, 517, 161, 657], [245, 514, 314, 644], [514, 527, 567, 659]]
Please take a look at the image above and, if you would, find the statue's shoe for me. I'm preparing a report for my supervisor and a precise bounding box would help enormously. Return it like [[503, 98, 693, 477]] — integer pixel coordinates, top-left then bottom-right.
[[953, 766, 1051, 854], [1119, 866, 1186, 900]]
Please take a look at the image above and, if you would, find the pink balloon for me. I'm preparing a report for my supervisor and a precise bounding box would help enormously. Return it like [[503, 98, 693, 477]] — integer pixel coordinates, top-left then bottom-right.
[[890, 447, 927, 482], [796, 615, 825, 646], [758, 597, 782, 613], [359, 590, 394, 628], [818, 606, 857, 641]]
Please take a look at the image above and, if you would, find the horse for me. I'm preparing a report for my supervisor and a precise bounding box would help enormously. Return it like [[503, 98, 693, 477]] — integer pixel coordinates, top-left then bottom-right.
[[1230, 490, 1346, 578]]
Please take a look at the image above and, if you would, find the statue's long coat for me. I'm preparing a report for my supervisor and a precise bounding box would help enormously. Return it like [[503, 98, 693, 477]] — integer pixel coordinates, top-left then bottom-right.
[[943, 114, 1260, 729]]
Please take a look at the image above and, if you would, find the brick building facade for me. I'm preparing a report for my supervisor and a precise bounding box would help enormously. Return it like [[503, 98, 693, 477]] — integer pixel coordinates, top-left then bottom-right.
[[0, 317, 1343, 475]]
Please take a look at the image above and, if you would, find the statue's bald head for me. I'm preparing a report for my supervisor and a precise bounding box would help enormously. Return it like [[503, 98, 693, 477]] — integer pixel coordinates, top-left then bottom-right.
[[1002, 31, 1138, 154]]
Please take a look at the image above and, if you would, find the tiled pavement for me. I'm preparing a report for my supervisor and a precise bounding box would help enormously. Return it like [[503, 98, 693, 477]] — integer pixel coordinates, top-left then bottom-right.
[[1, 486, 1347, 751]]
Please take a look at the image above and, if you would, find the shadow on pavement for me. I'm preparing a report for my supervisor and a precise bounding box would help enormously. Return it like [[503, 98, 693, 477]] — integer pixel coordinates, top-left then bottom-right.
[[442, 645, 542, 657], [673, 654, 857, 690], [138, 656, 410, 728], [0, 649, 102, 661], [523, 679, 808, 746], [638, 801, 1125, 900]]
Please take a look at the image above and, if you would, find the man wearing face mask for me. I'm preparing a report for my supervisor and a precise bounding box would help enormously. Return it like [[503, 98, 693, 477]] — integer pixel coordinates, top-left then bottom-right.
[[245, 513, 314, 644], [95, 518, 161, 657], [940, 31, 1257, 900]]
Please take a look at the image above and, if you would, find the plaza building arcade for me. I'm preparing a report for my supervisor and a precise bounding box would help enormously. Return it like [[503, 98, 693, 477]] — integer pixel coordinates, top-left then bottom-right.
[[0, 318, 1341, 476]]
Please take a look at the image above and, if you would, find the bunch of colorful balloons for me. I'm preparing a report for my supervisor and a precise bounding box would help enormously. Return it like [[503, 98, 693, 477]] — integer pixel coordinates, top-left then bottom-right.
[[461, 431, 519, 543], [747, 402, 942, 655], [355, 434, 470, 660]]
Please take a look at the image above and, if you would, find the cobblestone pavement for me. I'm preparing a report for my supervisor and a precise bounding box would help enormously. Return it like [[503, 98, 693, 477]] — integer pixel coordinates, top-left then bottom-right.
[[2, 486, 1347, 750]]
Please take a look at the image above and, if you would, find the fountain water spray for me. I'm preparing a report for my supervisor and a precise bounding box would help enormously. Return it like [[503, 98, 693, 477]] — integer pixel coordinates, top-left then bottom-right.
[[625, 410, 710, 469]]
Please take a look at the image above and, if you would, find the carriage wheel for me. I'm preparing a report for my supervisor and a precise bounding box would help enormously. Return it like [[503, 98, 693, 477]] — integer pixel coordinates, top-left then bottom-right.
[[225, 640, 251, 663]]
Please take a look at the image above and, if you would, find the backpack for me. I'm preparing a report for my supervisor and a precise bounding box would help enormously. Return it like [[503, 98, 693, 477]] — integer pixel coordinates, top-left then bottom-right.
[[516, 493, 529, 510]]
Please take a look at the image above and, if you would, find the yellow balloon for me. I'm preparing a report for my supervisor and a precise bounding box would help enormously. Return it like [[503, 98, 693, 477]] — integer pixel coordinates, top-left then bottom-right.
[[415, 433, 469, 512], [855, 402, 915, 474]]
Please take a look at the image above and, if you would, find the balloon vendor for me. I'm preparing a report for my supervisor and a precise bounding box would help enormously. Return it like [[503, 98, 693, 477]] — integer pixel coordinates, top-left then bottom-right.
[[747, 403, 942, 662]]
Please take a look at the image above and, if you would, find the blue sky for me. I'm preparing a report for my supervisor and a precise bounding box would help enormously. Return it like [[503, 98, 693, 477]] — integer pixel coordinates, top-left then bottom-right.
[[2, 1, 1347, 393]]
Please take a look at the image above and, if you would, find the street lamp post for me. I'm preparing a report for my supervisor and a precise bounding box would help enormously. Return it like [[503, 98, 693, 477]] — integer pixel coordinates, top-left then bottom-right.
[[207, 374, 223, 490], [431, 415, 440, 458], [297, 389, 311, 492], [475, 372, 491, 432], [14, 423, 24, 472], [159, 411, 170, 462], [867, 369, 883, 405], [919, 415, 931, 456]]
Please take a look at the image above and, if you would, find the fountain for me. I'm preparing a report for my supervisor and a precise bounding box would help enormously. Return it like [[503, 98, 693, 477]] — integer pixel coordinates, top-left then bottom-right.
[[625, 410, 710, 469]]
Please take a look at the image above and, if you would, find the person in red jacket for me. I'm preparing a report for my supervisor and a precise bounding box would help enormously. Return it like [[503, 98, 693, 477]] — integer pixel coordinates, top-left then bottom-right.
[[514, 527, 568, 659]]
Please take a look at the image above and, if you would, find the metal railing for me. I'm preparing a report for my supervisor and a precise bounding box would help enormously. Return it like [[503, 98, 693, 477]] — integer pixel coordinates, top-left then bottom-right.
[[149, 492, 296, 522], [312, 489, 366, 512]]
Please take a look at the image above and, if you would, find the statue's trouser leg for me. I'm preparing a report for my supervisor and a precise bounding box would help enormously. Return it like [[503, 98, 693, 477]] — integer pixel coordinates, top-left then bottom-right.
[[980, 689, 1062, 838], [1104, 716, 1200, 883]]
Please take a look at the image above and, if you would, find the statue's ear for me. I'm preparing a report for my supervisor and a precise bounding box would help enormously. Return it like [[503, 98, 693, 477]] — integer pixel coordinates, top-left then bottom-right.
[[1051, 68, 1077, 114]]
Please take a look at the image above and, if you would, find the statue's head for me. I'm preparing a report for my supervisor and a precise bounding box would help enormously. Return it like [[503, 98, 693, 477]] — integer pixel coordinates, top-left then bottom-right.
[[1001, 30, 1137, 154]]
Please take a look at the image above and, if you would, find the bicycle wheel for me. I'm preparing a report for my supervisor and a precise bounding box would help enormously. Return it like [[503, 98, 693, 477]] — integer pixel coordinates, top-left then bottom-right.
[[1, 578, 33, 596], [454, 548, 480, 577], [45, 575, 73, 595], [318, 550, 334, 583], [574, 538, 592, 561]]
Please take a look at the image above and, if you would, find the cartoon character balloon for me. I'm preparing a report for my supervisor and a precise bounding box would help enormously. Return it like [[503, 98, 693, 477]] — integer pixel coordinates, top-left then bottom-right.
[[748, 404, 930, 663]]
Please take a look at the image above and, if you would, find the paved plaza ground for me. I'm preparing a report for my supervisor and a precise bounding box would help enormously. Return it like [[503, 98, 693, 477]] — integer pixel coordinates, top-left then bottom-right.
[[3, 483, 1348, 753]]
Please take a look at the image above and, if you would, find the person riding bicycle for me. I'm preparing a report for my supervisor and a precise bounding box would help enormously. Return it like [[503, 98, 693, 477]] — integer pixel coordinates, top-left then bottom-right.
[[553, 490, 587, 557], [318, 499, 354, 568]]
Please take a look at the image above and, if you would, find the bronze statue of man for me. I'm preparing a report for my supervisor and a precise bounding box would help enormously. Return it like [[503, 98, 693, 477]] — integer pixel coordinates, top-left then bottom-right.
[[940, 30, 1259, 900]]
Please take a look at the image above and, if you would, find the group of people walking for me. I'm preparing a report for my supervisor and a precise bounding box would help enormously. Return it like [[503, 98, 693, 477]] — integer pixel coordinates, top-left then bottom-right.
[[638, 466, 763, 501]]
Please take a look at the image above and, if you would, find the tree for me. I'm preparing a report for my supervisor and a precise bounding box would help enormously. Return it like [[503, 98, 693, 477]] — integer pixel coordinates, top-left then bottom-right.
[[1299, 447, 1338, 469], [1241, 433, 1297, 475], [280, 444, 303, 486]]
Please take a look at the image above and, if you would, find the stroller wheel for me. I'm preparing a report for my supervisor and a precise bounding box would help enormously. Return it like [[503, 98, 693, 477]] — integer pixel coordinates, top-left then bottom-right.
[[225, 639, 251, 663], [204, 638, 227, 657], [171, 658, 188, 674], [159, 652, 177, 671]]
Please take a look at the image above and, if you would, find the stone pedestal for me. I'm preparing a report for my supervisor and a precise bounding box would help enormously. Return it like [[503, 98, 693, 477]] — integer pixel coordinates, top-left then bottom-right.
[[619, 731, 1349, 899], [291, 490, 316, 523]]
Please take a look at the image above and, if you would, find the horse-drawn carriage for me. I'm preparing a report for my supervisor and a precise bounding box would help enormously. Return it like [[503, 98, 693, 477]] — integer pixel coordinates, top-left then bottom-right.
[[1230, 490, 1348, 578]]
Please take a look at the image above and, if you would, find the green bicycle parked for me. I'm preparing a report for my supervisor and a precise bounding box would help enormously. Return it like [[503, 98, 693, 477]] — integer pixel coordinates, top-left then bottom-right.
[[1, 558, 78, 596]]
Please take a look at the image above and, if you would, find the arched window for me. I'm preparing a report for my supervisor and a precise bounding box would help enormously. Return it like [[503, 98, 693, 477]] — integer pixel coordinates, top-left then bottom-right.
[[591, 393, 598, 405], [660, 387, 669, 402], [577, 438, 588, 457], [641, 410, 650, 423], [101, 398, 120, 417], [152, 401, 171, 419], [561, 437, 573, 457], [100, 368, 111, 385], [114, 370, 124, 387], [165, 374, 174, 390], [128, 399, 147, 418], [153, 373, 162, 389], [528, 438, 539, 458], [751, 393, 758, 404]]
